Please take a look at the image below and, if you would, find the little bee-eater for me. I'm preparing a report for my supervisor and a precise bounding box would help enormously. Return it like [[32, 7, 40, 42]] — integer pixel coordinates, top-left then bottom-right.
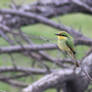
[[56, 31, 79, 67]]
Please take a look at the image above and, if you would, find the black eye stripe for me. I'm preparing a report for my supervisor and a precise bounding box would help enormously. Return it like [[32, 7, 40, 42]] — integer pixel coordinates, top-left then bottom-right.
[[57, 34, 67, 37], [61, 34, 65, 36], [58, 34, 62, 36], [61, 34, 67, 37]]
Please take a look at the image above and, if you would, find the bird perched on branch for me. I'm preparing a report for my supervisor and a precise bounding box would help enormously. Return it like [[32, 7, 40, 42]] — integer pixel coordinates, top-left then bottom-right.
[[56, 31, 79, 67]]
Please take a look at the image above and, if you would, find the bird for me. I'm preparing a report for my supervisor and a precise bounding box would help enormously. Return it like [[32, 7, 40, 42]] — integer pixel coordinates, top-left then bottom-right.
[[56, 31, 79, 67]]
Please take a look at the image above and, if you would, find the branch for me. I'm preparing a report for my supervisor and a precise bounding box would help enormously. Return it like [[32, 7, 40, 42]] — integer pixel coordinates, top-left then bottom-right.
[[0, 9, 92, 47], [2, 79, 27, 88], [23, 52, 92, 92], [23, 69, 73, 92], [0, 66, 49, 75], [0, 44, 57, 53], [72, 0, 92, 13], [1, 0, 92, 28], [0, 8, 83, 37]]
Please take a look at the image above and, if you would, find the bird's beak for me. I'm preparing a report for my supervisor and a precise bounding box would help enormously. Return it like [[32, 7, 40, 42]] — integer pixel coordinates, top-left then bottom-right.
[[55, 33, 59, 36]]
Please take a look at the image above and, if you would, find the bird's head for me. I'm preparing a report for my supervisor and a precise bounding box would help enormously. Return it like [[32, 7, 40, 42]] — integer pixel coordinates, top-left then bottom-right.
[[55, 31, 70, 40]]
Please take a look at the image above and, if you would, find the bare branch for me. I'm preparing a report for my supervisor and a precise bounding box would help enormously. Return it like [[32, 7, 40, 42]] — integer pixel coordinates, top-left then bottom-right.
[[0, 66, 49, 75], [23, 52, 92, 92], [0, 44, 57, 53], [2, 79, 27, 88], [0, 9, 92, 47]]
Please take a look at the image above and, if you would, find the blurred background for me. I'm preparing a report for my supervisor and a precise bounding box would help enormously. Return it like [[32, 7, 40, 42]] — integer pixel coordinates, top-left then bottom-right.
[[0, 0, 92, 92]]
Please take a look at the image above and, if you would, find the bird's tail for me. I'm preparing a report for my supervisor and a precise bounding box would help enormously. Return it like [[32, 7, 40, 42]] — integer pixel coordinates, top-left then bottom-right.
[[74, 60, 79, 67], [70, 52, 80, 67]]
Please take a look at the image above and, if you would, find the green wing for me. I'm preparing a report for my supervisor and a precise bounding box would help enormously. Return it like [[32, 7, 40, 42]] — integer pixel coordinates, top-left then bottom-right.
[[65, 38, 76, 54]]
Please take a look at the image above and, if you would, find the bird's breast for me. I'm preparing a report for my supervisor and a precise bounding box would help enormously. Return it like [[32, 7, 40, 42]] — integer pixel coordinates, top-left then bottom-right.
[[58, 40, 69, 51]]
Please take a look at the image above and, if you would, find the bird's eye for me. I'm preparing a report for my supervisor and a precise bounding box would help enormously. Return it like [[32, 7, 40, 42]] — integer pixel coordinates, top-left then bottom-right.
[[61, 34, 66, 36]]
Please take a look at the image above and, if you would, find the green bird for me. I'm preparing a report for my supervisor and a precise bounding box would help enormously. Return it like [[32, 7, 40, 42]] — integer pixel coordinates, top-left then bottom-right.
[[56, 31, 79, 67]]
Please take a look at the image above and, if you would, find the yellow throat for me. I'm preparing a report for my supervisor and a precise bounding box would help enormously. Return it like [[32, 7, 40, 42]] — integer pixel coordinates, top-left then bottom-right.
[[58, 36, 67, 40]]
